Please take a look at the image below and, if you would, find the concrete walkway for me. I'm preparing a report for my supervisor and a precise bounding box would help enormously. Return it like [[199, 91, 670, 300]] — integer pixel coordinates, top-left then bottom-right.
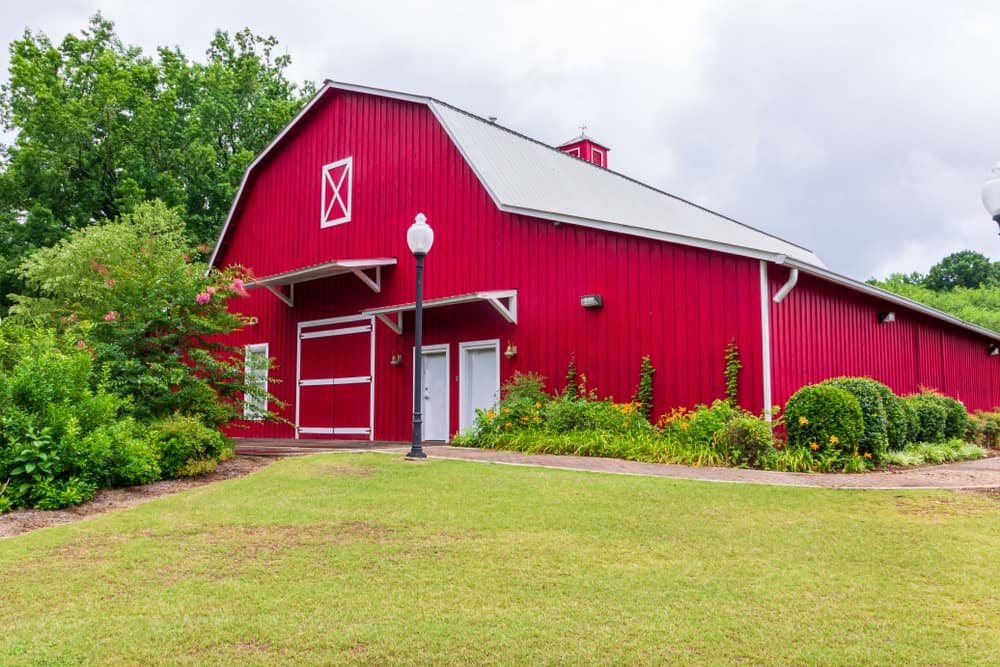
[[234, 439, 1000, 490]]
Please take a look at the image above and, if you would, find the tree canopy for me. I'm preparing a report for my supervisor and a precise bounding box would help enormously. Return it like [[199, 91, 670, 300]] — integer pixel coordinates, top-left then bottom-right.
[[0, 14, 313, 312], [870, 250, 1000, 333]]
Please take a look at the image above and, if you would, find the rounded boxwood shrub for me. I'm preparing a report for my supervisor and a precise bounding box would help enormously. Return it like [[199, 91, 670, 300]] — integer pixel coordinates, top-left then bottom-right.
[[875, 386, 911, 451], [820, 377, 890, 461], [905, 394, 948, 443], [938, 395, 970, 440], [784, 384, 864, 456]]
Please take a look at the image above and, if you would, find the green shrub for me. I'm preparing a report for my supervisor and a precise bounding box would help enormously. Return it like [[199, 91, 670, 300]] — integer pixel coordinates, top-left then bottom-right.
[[871, 384, 910, 451], [713, 413, 773, 467], [70, 419, 161, 488], [784, 384, 864, 457], [150, 415, 231, 479], [33, 476, 97, 510], [905, 394, 948, 443], [967, 411, 1000, 448], [939, 396, 970, 440], [820, 377, 890, 462]]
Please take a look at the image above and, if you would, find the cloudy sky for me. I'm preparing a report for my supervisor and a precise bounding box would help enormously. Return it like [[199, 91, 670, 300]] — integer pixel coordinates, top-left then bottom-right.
[[3, 0, 999, 280]]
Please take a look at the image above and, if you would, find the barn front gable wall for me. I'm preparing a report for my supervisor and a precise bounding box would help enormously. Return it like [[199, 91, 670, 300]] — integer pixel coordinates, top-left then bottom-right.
[[217, 90, 765, 440], [767, 268, 1000, 411]]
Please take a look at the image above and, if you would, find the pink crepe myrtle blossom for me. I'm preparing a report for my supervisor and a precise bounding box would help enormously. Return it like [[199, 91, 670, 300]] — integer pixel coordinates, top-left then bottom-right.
[[105, 279, 115, 287], [196, 292, 212, 305], [104, 311, 117, 322], [75, 340, 87, 349], [206, 286, 217, 295], [229, 277, 249, 297]]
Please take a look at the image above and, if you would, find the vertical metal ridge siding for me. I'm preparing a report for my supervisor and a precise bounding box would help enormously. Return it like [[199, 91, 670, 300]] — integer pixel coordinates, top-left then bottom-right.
[[768, 268, 1000, 410], [219, 90, 765, 440]]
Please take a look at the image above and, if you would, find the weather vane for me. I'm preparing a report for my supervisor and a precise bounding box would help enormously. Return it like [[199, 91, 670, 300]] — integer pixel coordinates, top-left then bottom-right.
[[579, 124, 587, 136]]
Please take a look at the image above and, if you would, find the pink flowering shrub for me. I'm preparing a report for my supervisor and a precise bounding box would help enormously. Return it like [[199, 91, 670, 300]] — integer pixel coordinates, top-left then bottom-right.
[[10, 201, 276, 426]]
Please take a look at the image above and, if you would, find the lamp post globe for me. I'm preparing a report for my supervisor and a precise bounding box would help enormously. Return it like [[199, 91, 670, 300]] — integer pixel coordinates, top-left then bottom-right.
[[982, 163, 1000, 235], [407, 213, 435, 255], [406, 213, 433, 460]]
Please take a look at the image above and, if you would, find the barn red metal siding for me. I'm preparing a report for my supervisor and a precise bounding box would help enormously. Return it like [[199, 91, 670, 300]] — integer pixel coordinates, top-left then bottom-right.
[[768, 266, 1000, 411], [217, 89, 765, 440]]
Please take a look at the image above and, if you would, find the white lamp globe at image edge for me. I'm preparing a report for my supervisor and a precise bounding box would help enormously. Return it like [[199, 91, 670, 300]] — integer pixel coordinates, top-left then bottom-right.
[[982, 163, 1000, 219]]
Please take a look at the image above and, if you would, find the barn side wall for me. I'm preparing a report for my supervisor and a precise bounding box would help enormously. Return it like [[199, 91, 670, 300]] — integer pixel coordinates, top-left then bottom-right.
[[217, 89, 765, 440], [768, 267, 1000, 411]]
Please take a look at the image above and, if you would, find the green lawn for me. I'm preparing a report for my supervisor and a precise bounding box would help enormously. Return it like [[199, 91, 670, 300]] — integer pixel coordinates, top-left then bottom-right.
[[1, 454, 999, 666]]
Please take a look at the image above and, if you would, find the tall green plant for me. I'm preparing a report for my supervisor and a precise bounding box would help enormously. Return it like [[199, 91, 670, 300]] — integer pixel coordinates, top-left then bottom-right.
[[723, 338, 742, 406], [633, 355, 655, 421], [564, 354, 579, 399]]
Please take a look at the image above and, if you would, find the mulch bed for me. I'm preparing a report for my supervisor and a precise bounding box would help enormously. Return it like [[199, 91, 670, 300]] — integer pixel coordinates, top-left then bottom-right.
[[0, 456, 278, 539]]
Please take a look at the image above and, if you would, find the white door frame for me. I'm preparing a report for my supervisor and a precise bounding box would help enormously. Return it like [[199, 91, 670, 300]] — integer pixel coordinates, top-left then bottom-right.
[[458, 338, 501, 431], [295, 314, 375, 440], [413, 343, 450, 441]]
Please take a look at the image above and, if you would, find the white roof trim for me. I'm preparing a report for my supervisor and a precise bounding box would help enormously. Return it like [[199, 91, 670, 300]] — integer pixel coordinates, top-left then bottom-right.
[[783, 258, 1000, 341], [248, 258, 396, 289], [362, 290, 517, 335]]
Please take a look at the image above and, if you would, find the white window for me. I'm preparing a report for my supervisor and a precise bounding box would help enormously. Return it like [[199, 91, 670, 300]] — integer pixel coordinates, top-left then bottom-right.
[[244, 343, 269, 420], [321, 156, 353, 227]]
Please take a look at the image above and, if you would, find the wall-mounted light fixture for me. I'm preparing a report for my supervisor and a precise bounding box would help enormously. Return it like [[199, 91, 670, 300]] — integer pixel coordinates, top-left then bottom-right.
[[988, 344, 999, 357], [504, 342, 518, 359], [878, 311, 896, 324], [390, 353, 403, 366], [580, 294, 603, 309]]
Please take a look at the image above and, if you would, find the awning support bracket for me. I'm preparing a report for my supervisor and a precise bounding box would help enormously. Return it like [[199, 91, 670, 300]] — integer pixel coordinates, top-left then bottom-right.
[[375, 312, 403, 335], [350, 266, 382, 293], [266, 285, 294, 308], [485, 292, 517, 324]]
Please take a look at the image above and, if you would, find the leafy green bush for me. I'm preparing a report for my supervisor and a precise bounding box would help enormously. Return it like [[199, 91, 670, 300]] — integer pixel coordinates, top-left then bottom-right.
[[820, 377, 890, 462], [872, 384, 911, 451], [713, 414, 773, 468], [69, 420, 161, 488], [905, 394, 948, 443], [784, 384, 864, 458], [967, 411, 1000, 448], [32, 476, 97, 510], [150, 415, 232, 479]]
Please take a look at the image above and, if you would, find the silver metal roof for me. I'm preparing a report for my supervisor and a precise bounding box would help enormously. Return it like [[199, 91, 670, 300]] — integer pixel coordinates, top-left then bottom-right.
[[430, 101, 826, 268]]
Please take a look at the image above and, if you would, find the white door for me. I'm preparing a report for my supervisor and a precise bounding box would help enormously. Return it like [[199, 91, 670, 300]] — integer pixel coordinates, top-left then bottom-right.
[[419, 345, 449, 441], [459, 340, 501, 431]]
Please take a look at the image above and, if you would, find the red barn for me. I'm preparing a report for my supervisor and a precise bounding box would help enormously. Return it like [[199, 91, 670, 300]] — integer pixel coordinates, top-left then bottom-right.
[[210, 81, 1000, 442]]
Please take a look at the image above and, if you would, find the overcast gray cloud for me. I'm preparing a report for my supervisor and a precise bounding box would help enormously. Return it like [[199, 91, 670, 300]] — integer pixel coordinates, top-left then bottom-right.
[[2, 0, 999, 280]]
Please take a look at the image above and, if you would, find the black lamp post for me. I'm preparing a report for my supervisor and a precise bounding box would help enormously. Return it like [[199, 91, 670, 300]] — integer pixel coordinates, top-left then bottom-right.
[[982, 163, 1000, 235], [406, 213, 434, 459]]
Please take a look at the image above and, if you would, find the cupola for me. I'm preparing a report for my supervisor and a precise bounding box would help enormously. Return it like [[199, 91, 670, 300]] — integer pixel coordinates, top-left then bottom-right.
[[558, 127, 609, 168]]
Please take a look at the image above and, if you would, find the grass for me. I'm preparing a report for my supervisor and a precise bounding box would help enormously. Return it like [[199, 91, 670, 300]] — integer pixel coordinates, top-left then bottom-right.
[[1, 453, 999, 665]]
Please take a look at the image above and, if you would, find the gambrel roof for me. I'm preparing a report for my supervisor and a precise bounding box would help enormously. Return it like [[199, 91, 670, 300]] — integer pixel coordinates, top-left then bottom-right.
[[210, 80, 824, 270], [208, 81, 1000, 342]]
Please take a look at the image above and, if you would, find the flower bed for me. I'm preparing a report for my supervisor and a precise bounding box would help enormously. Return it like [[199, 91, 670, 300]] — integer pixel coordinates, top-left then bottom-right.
[[451, 372, 989, 473]]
